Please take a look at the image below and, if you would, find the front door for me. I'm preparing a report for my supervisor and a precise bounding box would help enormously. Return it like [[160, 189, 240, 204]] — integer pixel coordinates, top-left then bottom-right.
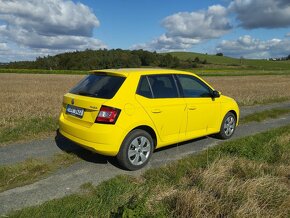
[[176, 74, 221, 139]]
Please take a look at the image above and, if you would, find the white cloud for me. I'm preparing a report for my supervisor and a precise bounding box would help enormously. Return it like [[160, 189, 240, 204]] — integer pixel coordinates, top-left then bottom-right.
[[286, 33, 290, 37], [163, 5, 231, 39], [0, 42, 8, 51], [0, 0, 106, 61], [133, 5, 232, 51], [216, 35, 290, 58], [229, 0, 290, 29], [132, 34, 201, 51]]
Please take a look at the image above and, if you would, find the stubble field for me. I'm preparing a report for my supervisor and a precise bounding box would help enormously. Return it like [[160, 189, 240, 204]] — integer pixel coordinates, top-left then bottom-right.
[[1, 73, 290, 144]]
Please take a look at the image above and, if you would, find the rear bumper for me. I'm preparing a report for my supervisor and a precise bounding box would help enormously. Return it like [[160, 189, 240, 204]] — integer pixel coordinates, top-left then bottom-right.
[[59, 113, 125, 156]]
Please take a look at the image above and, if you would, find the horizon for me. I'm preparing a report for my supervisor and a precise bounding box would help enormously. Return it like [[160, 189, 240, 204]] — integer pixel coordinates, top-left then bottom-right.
[[1, 0, 290, 62]]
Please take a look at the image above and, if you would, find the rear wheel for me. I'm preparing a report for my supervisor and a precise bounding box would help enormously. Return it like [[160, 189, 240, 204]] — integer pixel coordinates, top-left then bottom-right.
[[117, 129, 154, 171], [216, 112, 236, 139]]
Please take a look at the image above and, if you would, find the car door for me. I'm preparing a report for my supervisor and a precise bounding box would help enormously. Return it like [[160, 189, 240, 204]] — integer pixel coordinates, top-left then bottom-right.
[[136, 74, 186, 146], [176, 74, 221, 140]]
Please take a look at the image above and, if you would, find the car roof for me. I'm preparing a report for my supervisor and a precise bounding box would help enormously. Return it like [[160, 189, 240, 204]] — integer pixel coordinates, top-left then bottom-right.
[[90, 68, 197, 77]]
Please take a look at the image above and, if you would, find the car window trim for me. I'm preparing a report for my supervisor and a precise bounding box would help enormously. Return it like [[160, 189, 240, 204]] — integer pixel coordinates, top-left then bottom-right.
[[136, 75, 154, 98], [147, 74, 180, 99], [176, 74, 213, 98], [146, 76, 155, 98]]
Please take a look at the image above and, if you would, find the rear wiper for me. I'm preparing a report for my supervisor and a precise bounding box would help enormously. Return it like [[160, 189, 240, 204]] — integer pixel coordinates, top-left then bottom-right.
[[77, 91, 98, 97]]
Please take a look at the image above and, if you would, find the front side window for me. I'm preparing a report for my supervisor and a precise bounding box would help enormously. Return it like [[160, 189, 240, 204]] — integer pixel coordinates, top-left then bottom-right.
[[177, 74, 212, 98], [148, 75, 179, 98], [70, 74, 125, 99]]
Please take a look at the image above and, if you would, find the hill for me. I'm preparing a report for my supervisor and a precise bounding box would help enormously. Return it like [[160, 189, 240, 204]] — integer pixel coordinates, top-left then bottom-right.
[[169, 52, 290, 71]]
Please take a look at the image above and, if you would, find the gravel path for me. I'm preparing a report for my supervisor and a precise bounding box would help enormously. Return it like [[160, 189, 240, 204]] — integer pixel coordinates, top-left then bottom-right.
[[0, 102, 290, 215]]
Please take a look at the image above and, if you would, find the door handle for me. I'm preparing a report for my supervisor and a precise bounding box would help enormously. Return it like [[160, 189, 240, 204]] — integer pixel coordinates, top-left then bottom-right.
[[151, 109, 162, 113], [188, 106, 197, 110]]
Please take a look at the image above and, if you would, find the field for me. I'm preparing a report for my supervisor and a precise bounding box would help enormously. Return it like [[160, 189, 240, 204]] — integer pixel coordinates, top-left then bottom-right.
[[0, 74, 82, 144], [170, 51, 290, 70], [1, 73, 290, 144]]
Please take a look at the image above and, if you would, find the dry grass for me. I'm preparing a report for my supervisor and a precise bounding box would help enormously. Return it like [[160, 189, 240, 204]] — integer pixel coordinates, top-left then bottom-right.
[[168, 157, 290, 218], [0, 73, 290, 144], [1, 74, 289, 123], [0, 73, 82, 126], [206, 75, 290, 105]]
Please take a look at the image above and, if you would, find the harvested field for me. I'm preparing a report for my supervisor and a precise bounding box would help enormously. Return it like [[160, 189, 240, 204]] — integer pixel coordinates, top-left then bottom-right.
[[0, 74, 83, 126], [206, 75, 290, 105], [0, 73, 290, 144], [1, 74, 290, 123]]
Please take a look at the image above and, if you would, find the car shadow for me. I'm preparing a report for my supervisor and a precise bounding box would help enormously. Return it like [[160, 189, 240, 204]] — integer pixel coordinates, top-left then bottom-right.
[[54, 129, 120, 168], [154, 136, 210, 153]]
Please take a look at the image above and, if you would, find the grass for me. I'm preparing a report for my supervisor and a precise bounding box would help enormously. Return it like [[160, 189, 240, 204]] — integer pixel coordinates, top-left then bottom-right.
[[0, 153, 79, 192], [0, 117, 58, 144], [170, 51, 290, 71], [205, 75, 290, 106], [1, 73, 290, 144], [9, 124, 290, 217], [240, 108, 290, 124]]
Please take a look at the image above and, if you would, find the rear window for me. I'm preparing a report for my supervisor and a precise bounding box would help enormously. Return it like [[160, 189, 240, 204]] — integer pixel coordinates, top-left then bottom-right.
[[70, 74, 125, 99]]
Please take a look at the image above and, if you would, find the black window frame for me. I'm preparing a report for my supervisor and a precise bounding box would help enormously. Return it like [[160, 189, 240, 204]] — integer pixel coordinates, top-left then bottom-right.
[[136, 74, 180, 99], [136, 76, 154, 98], [175, 74, 213, 98]]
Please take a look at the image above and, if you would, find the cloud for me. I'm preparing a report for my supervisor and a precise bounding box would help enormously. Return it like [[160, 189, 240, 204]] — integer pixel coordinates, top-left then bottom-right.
[[133, 5, 232, 51], [216, 35, 290, 58], [0, 42, 8, 51], [0, 0, 106, 61], [162, 5, 231, 39], [132, 34, 201, 51], [286, 33, 290, 37], [229, 0, 290, 29]]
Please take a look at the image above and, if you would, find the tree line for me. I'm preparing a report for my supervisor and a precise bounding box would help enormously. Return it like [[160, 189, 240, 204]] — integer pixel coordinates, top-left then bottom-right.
[[2, 49, 207, 70]]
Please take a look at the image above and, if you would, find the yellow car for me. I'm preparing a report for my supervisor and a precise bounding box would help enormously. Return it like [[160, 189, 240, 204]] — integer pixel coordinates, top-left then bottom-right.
[[59, 68, 239, 170]]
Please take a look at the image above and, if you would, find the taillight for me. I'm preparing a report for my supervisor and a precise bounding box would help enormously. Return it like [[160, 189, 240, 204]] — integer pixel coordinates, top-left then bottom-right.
[[95, 106, 121, 124]]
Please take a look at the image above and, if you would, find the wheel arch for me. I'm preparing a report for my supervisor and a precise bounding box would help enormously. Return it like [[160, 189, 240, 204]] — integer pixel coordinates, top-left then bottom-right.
[[131, 125, 158, 149], [228, 110, 238, 125]]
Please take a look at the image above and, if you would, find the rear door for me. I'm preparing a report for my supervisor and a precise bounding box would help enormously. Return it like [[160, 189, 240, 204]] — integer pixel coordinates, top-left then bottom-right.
[[136, 74, 186, 145], [176, 74, 221, 138]]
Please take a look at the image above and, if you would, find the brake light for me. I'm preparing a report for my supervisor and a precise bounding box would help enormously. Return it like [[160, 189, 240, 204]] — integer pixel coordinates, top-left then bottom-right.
[[95, 106, 121, 124]]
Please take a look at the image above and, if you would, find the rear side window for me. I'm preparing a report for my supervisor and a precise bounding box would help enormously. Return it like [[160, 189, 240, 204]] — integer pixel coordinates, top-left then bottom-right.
[[148, 75, 178, 98], [70, 74, 125, 99], [137, 76, 153, 98]]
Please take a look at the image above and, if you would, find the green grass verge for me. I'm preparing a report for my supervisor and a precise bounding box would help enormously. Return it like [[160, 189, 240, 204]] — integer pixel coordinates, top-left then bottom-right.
[[0, 117, 58, 144], [0, 153, 79, 192], [9, 124, 290, 217], [240, 108, 290, 124]]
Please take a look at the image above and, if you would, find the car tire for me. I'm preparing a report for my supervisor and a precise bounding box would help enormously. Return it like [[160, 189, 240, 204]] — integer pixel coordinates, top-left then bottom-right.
[[117, 129, 154, 171], [216, 112, 236, 139]]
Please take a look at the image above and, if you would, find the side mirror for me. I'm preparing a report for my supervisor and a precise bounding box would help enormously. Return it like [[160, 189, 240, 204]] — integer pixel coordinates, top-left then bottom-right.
[[212, 90, 220, 98]]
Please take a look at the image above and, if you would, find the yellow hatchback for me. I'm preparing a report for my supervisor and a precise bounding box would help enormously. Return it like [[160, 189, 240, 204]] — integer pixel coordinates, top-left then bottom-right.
[[59, 69, 239, 170]]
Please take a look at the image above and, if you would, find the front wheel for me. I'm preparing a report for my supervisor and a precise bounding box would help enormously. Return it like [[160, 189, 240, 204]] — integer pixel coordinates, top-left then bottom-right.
[[117, 129, 154, 171], [216, 112, 236, 139]]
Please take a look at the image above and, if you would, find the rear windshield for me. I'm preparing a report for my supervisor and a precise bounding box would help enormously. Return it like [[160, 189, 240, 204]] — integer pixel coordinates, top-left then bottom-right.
[[70, 74, 126, 99]]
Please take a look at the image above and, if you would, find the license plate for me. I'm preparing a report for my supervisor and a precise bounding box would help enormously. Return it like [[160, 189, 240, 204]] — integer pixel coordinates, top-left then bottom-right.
[[66, 105, 84, 118]]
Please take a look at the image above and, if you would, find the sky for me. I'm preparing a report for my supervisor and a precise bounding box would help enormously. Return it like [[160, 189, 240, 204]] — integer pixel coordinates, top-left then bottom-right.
[[0, 0, 290, 62]]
